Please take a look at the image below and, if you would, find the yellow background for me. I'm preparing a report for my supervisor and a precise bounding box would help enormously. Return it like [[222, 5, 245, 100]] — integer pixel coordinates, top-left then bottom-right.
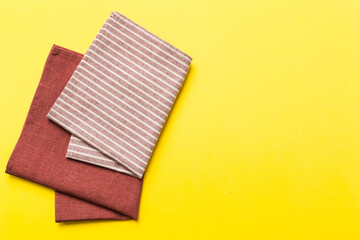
[[1, 0, 360, 239]]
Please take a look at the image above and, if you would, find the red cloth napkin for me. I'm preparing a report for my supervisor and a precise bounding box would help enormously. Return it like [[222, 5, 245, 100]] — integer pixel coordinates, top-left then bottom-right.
[[5, 45, 143, 222]]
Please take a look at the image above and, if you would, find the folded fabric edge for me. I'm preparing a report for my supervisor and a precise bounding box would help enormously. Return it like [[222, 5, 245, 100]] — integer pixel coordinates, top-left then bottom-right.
[[111, 11, 193, 61], [55, 192, 130, 222]]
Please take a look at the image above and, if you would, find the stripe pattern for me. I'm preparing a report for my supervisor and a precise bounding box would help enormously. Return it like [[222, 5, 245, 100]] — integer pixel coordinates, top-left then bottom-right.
[[47, 12, 191, 178], [67, 135, 133, 175]]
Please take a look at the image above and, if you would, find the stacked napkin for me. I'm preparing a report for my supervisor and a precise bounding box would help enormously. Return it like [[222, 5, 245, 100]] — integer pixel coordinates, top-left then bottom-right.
[[6, 12, 191, 222]]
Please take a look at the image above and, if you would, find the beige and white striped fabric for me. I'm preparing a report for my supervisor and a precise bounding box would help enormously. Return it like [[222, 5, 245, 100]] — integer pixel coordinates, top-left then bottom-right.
[[67, 135, 133, 175], [47, 12, 191, 179]]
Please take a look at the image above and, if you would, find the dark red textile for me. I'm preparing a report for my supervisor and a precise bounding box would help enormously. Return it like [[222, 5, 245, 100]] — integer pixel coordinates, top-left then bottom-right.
[[55, 192, 129, 222], [5, 45, 143, 221]]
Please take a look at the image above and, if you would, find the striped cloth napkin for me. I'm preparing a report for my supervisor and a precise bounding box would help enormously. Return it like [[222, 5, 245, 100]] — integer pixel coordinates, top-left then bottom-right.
[[48, 12, 192, 178]]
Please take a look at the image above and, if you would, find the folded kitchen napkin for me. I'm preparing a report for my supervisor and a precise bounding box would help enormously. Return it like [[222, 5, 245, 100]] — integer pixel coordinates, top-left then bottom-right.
[[5, 45, 143, 221], [47, 12, 192, 179]]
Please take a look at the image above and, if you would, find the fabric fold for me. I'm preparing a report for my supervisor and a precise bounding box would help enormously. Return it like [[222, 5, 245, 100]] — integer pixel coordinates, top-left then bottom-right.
[[47, 12, 192, 179], [55, 192, 129, 222], [5, 45, 143, 221]]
